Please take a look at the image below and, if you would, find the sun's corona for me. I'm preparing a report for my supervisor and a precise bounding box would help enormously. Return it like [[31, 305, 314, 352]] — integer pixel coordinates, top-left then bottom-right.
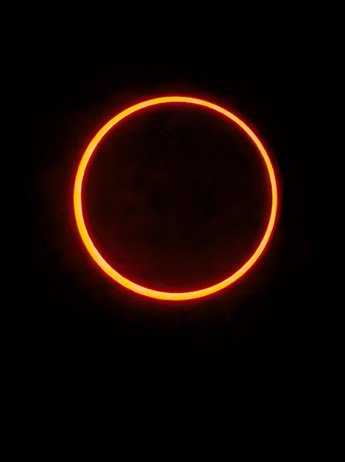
[[73, 96, 278, 301]]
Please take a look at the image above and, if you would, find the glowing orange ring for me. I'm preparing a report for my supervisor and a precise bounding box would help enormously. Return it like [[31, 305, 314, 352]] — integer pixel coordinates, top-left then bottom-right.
[[74, 96, 278, 301]]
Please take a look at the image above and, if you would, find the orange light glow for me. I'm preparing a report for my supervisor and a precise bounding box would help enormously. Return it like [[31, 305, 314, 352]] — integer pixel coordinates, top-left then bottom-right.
[[73, 96, 278, 301]]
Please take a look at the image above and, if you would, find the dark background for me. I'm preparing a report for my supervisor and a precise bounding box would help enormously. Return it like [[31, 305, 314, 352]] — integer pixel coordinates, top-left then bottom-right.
[[6, 23, 334, 398]]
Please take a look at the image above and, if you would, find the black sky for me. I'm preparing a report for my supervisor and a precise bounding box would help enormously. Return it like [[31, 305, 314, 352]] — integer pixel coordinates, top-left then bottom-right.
[[6, 28, 333, 398]]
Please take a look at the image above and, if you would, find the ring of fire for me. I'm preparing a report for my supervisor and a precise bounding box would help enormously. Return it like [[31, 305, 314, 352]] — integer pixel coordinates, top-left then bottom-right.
[[73, 96, 278, 301]]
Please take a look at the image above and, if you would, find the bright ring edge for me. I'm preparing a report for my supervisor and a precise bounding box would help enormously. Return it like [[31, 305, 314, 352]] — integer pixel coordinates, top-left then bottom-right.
[[73, 96, 278, 301]]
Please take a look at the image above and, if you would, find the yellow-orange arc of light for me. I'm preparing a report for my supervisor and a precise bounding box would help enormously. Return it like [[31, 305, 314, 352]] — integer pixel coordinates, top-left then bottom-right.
[[73, 96, 278, 301]]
